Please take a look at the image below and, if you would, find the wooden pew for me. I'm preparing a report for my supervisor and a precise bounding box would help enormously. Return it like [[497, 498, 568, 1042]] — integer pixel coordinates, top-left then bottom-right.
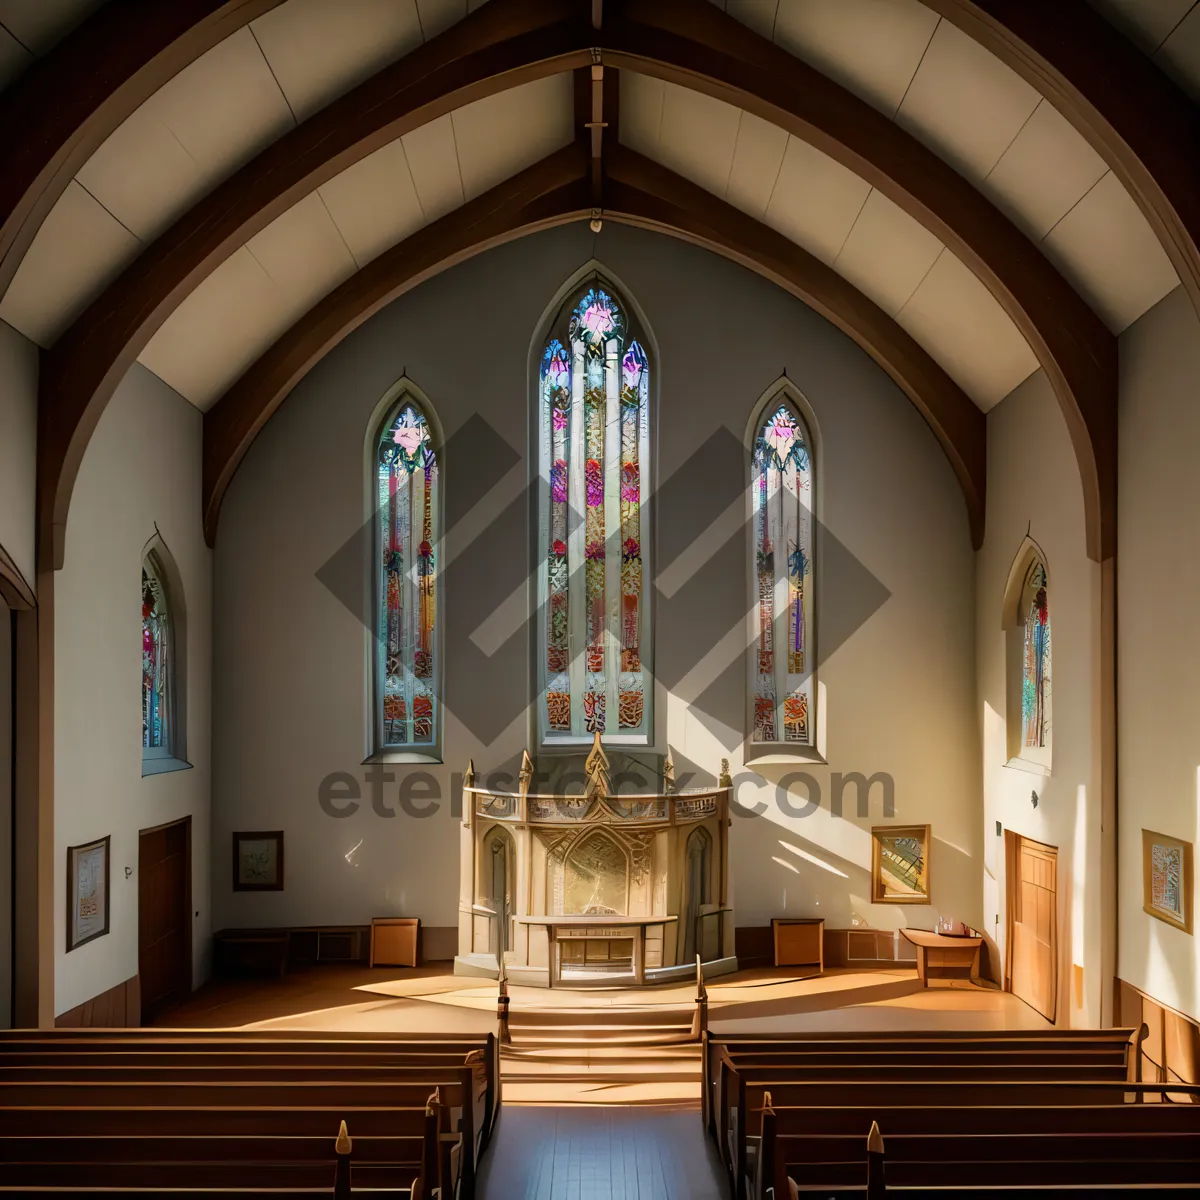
[[702, 1027, 1137, 1131], [756, 1091, 1200, 1198], [0, 1028, 500, 1154], [0, 1104, 442, 1198]]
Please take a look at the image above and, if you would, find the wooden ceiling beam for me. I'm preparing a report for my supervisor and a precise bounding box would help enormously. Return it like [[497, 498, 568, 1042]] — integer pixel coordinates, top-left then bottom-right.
[[0, 0, 285, 300], [923, 0, 1200, 331], [202, 145, 593, 545], [38, 0, 590, 570], [201, 145, 985, 550], [603, 0, 1116, 561]]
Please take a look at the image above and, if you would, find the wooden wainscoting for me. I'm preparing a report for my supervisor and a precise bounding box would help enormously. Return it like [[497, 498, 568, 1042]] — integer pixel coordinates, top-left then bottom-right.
[[55, 975, 140, 1027]]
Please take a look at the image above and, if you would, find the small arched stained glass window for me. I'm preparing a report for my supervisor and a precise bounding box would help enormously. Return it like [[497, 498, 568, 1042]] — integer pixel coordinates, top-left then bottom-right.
[[142, 558, 171, 750], [1021, 560, 1050, 748], [750, 400, 814, 745], [375, 399, 439, 750], [538, 280, 651, 743]]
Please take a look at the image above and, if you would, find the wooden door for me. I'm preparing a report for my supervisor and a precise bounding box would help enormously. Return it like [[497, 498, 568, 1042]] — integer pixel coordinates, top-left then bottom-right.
[[1007, 833, 1057, 1022], [138, 819, 191, 1023]]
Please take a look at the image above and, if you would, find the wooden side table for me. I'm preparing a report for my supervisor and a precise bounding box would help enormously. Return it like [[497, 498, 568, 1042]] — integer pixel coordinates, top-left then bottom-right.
[[900, 928, 982, 986], [771, 917, 824, 973], [370, 917, 420, 967]]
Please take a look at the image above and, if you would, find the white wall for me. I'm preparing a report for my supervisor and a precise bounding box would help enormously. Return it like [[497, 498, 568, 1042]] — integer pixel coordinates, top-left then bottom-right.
[[0, 318, 37, 590], [977, 368, 1101, 1025], [214, 224, 979, 942], [1118, 284, 1200, 1021], [54, 363, 212, 1016]]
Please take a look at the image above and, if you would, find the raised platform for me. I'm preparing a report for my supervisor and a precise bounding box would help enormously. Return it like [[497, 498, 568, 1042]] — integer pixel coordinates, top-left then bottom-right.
[[453, 952, 739, 988]]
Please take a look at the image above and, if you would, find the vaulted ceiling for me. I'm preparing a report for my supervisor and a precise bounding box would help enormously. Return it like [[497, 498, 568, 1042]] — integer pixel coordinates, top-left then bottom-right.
[[2, 0, 1196, 567]]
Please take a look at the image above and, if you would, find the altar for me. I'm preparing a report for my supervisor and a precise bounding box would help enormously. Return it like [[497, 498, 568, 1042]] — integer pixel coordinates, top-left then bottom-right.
[[454, 737, 737, 987]]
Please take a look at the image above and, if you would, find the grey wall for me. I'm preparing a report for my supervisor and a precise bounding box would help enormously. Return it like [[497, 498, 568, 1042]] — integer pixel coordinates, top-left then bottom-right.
[[1118, 283, 1200, 1020], [214, 224, 979, 938], [0, 598, 10, 1026], [55, 363, 213, 1015], [0, 318, 37, 590]]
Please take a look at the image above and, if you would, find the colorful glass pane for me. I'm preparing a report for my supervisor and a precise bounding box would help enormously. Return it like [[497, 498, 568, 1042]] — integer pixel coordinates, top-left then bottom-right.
[[1021, 561, 1050, 748], [540, 284, 649, 740], [751, 402, 814, 744], [142, 564, 170, 749], [377, 401, 438, 748]]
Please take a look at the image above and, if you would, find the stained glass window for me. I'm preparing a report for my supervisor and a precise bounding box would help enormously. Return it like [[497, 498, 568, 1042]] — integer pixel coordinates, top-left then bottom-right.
[[375, 399, 439, 750], [142, 557, 171, 751], [1021, 559, 1050, 749], [539, 282, 650, 742], [750, 399, 814, 745]]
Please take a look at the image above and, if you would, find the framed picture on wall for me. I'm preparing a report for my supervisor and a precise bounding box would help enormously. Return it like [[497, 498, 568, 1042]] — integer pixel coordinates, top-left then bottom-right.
[[1142, 828, 1193, 934], [871, 824, 931, 905], [67, 835, 110, 951], [232, 830, 284, 892]]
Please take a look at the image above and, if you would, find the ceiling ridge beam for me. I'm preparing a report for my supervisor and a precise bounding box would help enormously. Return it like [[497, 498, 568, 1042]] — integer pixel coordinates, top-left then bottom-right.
[[0, 0, 287, 301], [200, 144, 984, 551], [923, 0, 1200, 342], [38, 0, 591, 570], [202, 143, 593, 545], [603, 0, 1115, 561]]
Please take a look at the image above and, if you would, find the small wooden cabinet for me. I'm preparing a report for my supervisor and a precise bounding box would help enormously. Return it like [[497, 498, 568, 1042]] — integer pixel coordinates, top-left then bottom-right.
[[772, 917, 824, 972], [370, 917, 420, 968]]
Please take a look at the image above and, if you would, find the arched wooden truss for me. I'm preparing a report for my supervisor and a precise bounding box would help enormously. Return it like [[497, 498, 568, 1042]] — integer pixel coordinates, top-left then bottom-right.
[[20, 0, 1193, 568]]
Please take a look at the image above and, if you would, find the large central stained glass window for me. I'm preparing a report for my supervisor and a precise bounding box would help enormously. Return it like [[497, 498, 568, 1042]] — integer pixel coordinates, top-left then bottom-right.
[[375, 397, 439, 751], [538, 281, 651, 743]]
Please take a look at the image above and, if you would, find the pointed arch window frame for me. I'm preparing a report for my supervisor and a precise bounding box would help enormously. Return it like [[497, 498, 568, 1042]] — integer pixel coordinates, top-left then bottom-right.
[[744, 382, 824, 761], [1002, 536, 1052, 775], [366, 379, 444, 764], [534, 271, 655, 749], [141, 533, 191, 777]]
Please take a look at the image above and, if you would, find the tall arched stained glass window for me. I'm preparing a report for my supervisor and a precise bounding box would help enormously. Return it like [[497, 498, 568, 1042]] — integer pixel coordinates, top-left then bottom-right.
[[142, 555, 172, 751], [750, 398, 814, 745], [375, 397, 440, 751], [1020, 560, 1050, 749], [538, 280, 651, 743]]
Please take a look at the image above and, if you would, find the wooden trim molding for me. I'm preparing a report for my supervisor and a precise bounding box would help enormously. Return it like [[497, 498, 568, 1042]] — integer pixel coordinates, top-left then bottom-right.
[[36, 0, 1117, 568], [0, 543, 34, 610], [54, 974, 140, 1028], [0, 1, 284, 299], [202, 145, 985, 547], [923, 0, 1200, 331]]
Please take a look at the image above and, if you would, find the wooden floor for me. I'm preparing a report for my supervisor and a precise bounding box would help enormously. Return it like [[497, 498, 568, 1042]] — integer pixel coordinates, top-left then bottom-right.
[[476, 1105, 727, 1200]]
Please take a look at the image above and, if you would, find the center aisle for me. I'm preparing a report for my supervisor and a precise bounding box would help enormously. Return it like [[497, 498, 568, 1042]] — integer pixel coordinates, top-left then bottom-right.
[[476, 1105, 727, 1199]]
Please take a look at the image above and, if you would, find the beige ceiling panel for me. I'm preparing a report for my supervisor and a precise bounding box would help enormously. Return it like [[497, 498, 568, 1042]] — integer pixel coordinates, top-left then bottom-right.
[[764, 136, 871, 264], [244, 191, 357, 317], [724, 0, 779, 39], [150, 29, 295, 186], [726, 111, 788, 217], [656, 82, 742, 196], [1087, 0, 1195, 52], [416, 0, 467, 39], [1042, 170, 1179, 333], [1158, 5, 1200, 102], [319, 139, 426, 266], [897, 249, 1038, 410], [138, 249, 285, 410], [250, 0, 425, 122], [897, 19, 1040, 180], [834, 188, 943, 316], [75, 104, 204, 242], [401, 115, 464, 221], [618, 71, 666, 158], [0, 180, 139, 347], [772, 0, 939, 115], [452, 74, 573, 201], [982, 100, 1108, 241], [0, 0, 102, 53]]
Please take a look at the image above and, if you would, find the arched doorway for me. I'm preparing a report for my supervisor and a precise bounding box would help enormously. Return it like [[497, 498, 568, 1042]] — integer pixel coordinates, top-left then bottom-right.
[[482, 826, 514, 962], [682, 827, 713, 965]]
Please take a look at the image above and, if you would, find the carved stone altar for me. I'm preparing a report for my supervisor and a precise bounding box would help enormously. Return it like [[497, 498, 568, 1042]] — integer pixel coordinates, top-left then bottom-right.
[[454, 738, 737, 986]]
